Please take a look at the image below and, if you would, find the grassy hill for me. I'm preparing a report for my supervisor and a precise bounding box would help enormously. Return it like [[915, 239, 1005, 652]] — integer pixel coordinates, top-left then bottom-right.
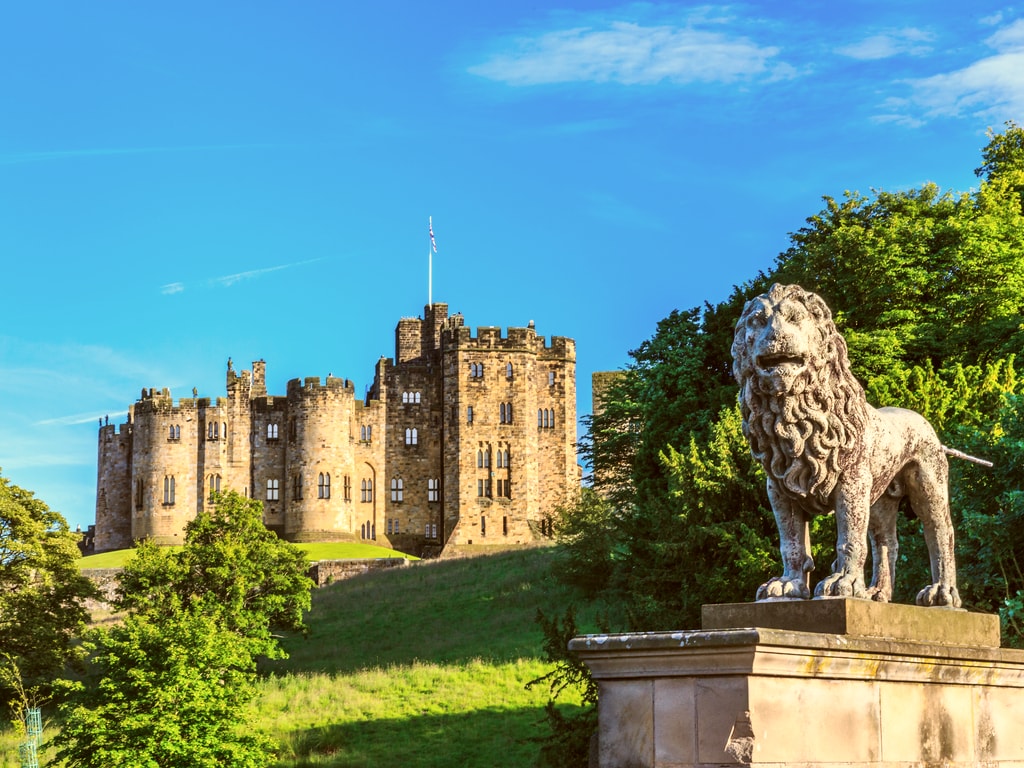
[[77, 541, 415, 569], [260, 547, 597, 767], [3, 547, 600, 768]]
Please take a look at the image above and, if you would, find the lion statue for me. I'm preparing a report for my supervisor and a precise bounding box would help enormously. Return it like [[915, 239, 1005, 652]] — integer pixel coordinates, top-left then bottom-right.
[[731, 283, 960, 607]]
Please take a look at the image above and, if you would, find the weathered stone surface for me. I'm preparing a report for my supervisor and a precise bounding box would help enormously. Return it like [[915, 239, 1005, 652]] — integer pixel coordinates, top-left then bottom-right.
[[571, 626, 1024, 768], [702, 598, 1000, 648], [94, 302, 579, 555], [732, 284, 961, 607]]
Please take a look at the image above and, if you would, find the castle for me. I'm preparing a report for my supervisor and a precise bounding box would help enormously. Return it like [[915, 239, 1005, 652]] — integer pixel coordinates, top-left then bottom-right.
[[94, 302, 579, 555]]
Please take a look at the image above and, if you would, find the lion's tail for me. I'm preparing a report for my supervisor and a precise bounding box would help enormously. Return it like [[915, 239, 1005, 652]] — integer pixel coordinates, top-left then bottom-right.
[[942, 445, 994, 468]]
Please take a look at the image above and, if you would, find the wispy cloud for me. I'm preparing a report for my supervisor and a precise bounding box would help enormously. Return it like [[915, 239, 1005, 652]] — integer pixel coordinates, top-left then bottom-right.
[[836, 27, 935, 60], [211, 258, 323, 288], [0, 143, 276, 166], [36, 411, 127, 427], [883, 18, 1024, 125], [469, 13, 797, 87], [161, 258, 324, 295]]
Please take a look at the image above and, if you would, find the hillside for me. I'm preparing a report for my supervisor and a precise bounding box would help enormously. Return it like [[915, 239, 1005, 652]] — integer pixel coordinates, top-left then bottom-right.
[[259, 546, 602, 767]]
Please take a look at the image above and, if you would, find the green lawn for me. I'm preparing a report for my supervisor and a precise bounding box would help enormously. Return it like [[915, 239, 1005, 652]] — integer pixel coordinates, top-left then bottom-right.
[[4, 547, 597, 767], [78, 541, 415, 569]]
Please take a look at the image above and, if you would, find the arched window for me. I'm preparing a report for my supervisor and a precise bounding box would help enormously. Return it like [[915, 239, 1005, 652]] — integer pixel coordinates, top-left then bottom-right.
[[504, 449, 510, 468], [208, 474, 221, 502], [361, 479, 373, 503], [267, 423, 279, 440], [405, 427, 418, 445], [538, 409, 544, 428], [163, 475, 175, 505], [391, 477, 404, 502], [506, 362, 513, 379], [318, 472, 331, 499]]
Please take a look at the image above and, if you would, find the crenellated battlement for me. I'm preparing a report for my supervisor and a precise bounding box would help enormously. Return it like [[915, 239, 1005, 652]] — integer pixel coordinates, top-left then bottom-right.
[[94, 298, 578, 555], [442, 323, 575, 359]]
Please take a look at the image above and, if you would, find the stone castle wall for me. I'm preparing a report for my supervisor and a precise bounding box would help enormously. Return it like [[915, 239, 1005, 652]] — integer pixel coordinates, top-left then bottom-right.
[[94, 302, 579, 555]]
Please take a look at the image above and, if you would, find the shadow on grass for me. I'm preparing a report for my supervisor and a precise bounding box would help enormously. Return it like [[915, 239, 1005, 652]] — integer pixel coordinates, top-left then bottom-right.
[[267, 548, 587, 676], [273, 704, 580, 768]]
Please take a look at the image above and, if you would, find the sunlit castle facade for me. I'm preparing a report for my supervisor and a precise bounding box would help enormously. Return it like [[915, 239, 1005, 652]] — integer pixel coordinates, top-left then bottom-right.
[[94, 302, 579, 556]]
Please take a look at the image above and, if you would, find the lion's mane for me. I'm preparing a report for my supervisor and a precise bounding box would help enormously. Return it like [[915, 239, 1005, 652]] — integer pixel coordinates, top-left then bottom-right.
[[732, 285, 869, 508]]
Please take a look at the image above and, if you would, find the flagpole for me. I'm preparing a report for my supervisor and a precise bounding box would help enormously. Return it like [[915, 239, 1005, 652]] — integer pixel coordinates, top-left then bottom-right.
[[428, 216, 437, 309]]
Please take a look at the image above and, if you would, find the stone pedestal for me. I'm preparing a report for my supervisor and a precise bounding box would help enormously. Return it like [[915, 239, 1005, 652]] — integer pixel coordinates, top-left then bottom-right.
[[570, 599, 1024, 768]]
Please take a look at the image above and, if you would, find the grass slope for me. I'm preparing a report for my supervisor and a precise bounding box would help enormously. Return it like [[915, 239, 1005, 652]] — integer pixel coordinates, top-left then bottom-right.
[[2, 547, 594, 767], [260, 547, 594, 767], [78, 541, 415, 569]]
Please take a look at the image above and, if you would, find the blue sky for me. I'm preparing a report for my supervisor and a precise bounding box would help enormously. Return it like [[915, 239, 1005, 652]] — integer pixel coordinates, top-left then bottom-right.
[[2, 1, 1023, 531]]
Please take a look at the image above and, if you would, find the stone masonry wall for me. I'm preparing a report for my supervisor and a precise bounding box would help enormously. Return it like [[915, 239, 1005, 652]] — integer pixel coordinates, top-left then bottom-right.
[[94, 301, 578, 554]]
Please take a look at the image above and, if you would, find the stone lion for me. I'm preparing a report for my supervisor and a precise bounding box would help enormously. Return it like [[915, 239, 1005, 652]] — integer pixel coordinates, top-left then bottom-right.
[[731, 283, 960, 607]]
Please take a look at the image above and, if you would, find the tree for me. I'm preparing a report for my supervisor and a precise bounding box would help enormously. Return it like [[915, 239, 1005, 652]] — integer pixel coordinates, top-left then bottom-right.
[[55, 492, 313, 767], [0, 470, 96, 712]]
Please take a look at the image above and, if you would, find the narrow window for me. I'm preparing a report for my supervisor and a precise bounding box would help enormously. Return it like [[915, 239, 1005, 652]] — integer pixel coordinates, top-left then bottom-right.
[[135, 478, 144, 509], [481, 516, 487, 537], [503, 516, 508, 536], [538, 409, 544, 428], [477, 479, 484, 497], [478, 450, 484, 468], [293, 474, 302, 500], [344, 475, 352, 501], [391, 477, 404, 502], [318, 472, 331, 499], [431, 523, 438, 539], [266, 478, 279, 501], [209, 474, 221, 502], [428, 478, 439, 502], [496, 450, 503, 469], [268, 423, 279, 440], [163, 475, 175, 505], [504, 449, 510, 468], [484, 449, 490, 468], [414, 391, 421, 404], [405, 427, 418, 445], [506, 362, 513, 379], [548, 371, 555, 386], [467, 405, 474, 424]]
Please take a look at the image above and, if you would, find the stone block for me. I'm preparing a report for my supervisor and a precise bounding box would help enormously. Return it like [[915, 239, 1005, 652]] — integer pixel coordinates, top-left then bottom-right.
[[702, 598, 1001, 647]]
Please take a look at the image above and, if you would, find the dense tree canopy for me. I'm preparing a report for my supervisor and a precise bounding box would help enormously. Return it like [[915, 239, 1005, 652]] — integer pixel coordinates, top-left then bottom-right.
[[55, 492, 313, 767], [0, 470, 96, 712], [568, 121, 1024, 633]]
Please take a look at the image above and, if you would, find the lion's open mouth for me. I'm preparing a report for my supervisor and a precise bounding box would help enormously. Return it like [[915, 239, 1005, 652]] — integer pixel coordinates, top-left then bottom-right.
[[756, 353, 805, 370]]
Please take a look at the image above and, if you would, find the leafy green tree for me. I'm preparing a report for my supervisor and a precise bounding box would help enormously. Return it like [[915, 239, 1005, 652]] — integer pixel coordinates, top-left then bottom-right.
[[55, 492, 312, 767], [0, 470, 96, 712]]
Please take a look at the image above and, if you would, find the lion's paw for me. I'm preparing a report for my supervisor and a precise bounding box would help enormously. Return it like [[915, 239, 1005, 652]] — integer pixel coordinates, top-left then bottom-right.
[[916, 583, 962, 609], [756, 577, 809, 601], [814, 573, 867, 599], [866, 586, 891, 603]]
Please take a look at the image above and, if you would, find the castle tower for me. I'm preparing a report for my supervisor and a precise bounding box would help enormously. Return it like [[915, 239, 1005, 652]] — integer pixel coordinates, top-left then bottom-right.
[[130, 389, 201, 545], [94, 420, 133, 551]]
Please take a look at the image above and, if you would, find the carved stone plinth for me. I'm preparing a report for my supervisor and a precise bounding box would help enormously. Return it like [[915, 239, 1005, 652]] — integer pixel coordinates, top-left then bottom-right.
[[570, 599, 1024, 768]]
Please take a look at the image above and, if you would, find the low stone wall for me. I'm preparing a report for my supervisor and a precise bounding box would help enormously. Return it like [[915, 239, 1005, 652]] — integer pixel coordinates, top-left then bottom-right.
[[307, 557, 410, 586], [82, 558, 410, 609]]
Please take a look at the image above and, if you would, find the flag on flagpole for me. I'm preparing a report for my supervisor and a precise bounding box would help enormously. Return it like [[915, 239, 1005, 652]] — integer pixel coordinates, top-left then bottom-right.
[[429, 216, 438, 254]]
